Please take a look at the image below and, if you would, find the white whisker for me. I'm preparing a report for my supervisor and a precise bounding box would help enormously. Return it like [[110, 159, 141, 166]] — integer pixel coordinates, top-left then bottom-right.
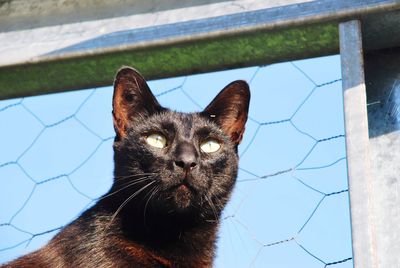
[[97, 175, 155, 201], [205, 195, 219, 223], [106, 180, 157, 229], [114, 172, 157, 181], [143, 185, 160, 227]]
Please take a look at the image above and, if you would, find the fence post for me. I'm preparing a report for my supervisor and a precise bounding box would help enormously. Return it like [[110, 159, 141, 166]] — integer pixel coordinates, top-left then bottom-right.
[[364, 45, 400, 268], [339, 20, 377, 268]]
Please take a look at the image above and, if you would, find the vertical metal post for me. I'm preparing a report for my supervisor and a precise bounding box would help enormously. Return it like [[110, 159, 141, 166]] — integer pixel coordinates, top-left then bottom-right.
[[364, 48, 400, 268], [339, 20, 376, 268]]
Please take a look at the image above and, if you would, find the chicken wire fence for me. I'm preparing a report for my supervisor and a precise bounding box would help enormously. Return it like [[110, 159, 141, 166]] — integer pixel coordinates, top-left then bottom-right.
[[0, 55, 353, 267]]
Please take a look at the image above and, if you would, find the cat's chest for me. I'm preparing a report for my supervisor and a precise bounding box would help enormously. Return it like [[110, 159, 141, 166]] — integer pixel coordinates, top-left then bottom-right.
[[110, 236, 213, 268]]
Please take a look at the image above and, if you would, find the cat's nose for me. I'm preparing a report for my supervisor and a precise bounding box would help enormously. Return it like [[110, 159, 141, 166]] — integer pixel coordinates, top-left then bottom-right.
[[175, 159, 197, 170], [174, 142, 198, 170]]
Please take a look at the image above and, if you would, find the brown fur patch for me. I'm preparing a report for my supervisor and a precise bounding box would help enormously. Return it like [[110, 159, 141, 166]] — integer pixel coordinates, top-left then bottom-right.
[[112, 67, 161, 139], [112, 82, 130, 138], [115, 238, 173, 267]]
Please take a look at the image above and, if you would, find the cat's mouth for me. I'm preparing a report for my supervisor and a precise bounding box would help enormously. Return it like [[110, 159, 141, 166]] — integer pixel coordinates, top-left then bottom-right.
[[164, 171, 200, 193], [172, 181, 196, 193], [163, 181, 198, 211]]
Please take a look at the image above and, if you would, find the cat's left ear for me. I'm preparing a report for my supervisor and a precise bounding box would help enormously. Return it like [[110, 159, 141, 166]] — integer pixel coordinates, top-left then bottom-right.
[[202, 80, 250, 145], [113, 67, 162, 139]]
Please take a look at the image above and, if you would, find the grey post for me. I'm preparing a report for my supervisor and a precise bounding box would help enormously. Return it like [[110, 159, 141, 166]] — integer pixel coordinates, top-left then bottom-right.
[[339, 20, 376, 268], [364, 39, 400, 268]]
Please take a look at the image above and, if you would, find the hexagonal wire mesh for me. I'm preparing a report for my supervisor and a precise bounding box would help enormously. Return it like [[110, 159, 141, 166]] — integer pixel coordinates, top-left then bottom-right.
[[0, 55, 353, 267]]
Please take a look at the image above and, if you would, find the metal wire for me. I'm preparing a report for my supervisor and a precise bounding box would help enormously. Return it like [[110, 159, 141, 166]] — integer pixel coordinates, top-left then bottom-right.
[[0, 57, 352, 267]]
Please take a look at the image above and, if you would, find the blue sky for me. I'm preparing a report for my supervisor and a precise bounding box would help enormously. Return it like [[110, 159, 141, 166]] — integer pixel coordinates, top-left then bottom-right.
[[0, 55, 353, 267]]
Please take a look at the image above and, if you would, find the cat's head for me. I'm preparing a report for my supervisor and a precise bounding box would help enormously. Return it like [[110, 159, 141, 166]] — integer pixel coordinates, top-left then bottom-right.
[[111, 67, 250, 220]]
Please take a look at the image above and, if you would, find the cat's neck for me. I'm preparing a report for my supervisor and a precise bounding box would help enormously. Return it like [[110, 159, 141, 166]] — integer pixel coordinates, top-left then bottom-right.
[[94, 193, 220, 265]]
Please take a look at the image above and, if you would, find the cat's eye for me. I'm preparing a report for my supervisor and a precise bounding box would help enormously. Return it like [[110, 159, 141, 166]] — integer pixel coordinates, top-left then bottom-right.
[[200, 139, 221, 153], [146, 133, 167, 149]]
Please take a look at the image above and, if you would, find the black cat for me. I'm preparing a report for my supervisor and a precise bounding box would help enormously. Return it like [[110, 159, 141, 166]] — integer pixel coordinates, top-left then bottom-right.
[[3, 67, 250, 268]]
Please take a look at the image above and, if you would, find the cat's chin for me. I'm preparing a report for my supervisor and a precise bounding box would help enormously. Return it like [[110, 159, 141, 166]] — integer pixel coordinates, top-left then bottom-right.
[[172, 184, 193, 211]]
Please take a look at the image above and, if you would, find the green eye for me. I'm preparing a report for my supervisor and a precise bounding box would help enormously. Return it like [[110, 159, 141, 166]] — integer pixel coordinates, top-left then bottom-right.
[[200, 139, 221, 153], [146, 133, 167, 149]]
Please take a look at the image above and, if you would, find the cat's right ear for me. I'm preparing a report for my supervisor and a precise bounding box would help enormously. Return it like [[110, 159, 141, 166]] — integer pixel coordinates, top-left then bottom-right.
[[202, 80, 250, 145], [113, 67, 162, 139]]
